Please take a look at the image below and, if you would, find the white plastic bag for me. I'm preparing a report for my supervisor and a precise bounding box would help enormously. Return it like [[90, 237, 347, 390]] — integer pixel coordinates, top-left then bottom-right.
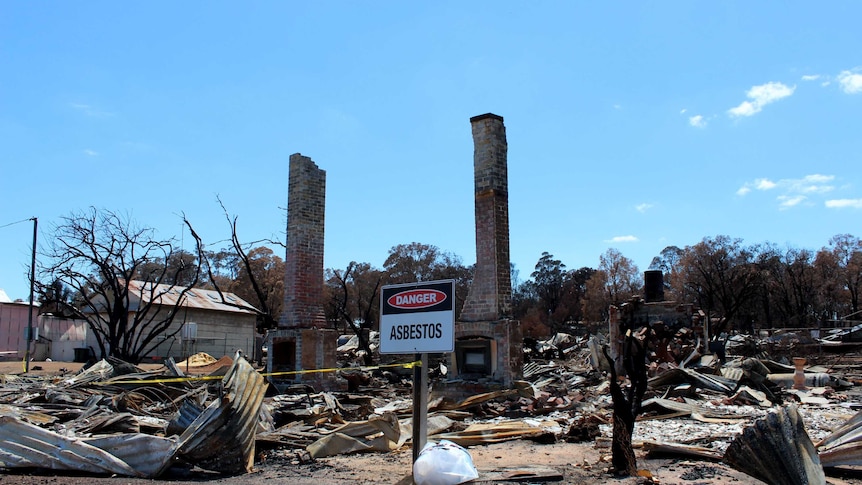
[[412, 439, 479, 485]]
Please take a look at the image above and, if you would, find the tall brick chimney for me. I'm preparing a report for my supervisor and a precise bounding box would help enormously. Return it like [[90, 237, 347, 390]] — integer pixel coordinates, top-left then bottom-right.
[[460, 113, 512, 322], [280, 153, 327, 329], [443, 113, 522, 392]]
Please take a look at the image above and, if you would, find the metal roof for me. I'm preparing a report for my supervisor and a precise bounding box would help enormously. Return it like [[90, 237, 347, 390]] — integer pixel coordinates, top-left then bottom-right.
[[126, 280, 259, 315]]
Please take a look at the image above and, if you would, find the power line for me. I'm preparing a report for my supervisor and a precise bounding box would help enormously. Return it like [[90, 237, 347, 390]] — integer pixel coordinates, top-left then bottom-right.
[[0, 217, 34, 230]]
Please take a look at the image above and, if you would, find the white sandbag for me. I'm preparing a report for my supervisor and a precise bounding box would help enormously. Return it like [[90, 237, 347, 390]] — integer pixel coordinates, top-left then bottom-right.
[[413, 439, 479, 485]]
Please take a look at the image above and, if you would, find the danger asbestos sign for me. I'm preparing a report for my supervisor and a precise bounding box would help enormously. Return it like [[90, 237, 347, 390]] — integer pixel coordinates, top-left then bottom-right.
[[379, 280, 455, 354]]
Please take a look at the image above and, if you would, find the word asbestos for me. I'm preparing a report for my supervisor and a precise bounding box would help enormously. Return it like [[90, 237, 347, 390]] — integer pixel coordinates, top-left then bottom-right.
[[389, 322, 444, 340]]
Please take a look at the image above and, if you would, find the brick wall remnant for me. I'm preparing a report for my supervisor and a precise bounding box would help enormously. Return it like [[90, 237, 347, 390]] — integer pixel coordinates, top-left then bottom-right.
[[280, 153, 327, 329], [460, 113, 512, 322]]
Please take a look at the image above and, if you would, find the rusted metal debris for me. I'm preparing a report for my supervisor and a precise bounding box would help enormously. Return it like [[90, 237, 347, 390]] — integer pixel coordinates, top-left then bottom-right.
[[0, 351, 266, 477]]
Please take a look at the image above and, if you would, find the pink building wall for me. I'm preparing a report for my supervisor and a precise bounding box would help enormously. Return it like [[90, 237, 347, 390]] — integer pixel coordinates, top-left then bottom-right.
[[0, 302, 88, 361], [0, 301, 35, 359]]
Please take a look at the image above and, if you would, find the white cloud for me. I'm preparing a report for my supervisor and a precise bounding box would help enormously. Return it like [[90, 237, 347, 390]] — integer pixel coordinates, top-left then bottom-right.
[[606, 235, 639, 243], [801, 74, 821, 81], [83, 149, 98, 156], [838, 69, 862, 94], [635, 203, 653, 213], [778, 195, 806, 210], [737, 174, 838, 209], [736, 175, 834, 194], [728, 101, 758, 117], [737, 178, 777, 195], [826, 199, 862, 209], [791, 174, 835, 194], [756, 178, 777, 190], [680, 108, 687, 114], [748, 82, 796, 103], [728, 82, 796, 117], [802, 174, 834, 183], [689, 115, 707, 128]]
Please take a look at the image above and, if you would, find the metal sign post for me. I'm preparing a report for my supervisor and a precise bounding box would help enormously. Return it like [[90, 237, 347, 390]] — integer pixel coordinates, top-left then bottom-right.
[[380, 280, 455, 465], [412, 352, 428, 462]]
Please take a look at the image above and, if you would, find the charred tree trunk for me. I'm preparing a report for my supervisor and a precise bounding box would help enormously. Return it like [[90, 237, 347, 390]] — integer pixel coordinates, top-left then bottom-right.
[[603, 323, 651, 477], [609, 391, 637, 476]]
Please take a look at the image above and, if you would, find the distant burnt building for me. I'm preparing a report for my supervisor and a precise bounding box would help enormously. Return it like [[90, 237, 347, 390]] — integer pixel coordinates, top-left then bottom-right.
[[609, 271, 705, 369]]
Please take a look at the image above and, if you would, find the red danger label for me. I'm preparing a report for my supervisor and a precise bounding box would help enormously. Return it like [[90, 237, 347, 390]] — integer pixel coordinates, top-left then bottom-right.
[[387, 289, 446, 309]]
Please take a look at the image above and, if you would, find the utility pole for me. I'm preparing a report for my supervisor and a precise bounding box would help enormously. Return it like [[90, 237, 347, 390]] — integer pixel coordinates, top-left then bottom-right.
[[24, 217, 37, 373]]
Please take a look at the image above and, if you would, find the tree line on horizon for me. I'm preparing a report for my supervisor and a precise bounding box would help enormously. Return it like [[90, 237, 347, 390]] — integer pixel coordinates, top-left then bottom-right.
[[31, 208, 862, 363]]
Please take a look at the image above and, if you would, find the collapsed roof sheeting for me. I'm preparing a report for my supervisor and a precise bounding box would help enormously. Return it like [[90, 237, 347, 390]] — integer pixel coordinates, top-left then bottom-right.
[[0, 415, 146, 476], [723, 405, 825, 485], [82, 433, 178, 477], [817, 409, 862, 468], [648, 366, 737, 394], [175, 352, 268, 474], [0, 352, 267, 478]]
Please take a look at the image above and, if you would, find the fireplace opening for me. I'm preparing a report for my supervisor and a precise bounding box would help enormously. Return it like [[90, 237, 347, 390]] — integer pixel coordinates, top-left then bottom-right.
[[272, 338, 296, 369], [455, 337, 494, 377]]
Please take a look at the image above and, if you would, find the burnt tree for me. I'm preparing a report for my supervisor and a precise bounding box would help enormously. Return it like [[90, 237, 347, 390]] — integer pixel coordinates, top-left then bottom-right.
[[324, 261, 384, 365], [201, 200, 284, 333], [603, 301, 652, 476], [39, 208, 203, 363]]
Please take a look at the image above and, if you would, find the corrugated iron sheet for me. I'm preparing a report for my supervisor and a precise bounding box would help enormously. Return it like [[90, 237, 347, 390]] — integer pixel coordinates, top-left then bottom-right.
[[83, 433, 178, 477], [166, 398, 205, 437], [176, 351, 267, 474], [817, 409, 862, 468], [0, 415, 143, 476], [0, 352, 267, 478], [723, 405, 825, 485], [126, 280, 258, 314]]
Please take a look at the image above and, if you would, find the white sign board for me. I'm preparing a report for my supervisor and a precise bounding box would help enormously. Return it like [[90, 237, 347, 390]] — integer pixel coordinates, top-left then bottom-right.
[[379, 280, 455, 354]]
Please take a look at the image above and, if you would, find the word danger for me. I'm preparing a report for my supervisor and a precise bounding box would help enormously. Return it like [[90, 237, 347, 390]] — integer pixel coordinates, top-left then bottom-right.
[[387, 289, 446, 309], [389, 322, 444, 340]]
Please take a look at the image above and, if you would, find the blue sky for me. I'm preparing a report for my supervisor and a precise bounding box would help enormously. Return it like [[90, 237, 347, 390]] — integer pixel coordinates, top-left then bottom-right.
[[2, 2, 861, 300]]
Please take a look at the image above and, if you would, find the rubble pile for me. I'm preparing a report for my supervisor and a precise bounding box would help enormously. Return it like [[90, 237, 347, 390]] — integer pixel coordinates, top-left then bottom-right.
[[0, 352, 266, 477], [1, 330, 862, 482]]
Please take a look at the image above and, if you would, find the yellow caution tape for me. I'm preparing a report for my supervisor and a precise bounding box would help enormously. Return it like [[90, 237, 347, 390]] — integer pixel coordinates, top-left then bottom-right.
[[98, 360, 422, 385], [264, 360, 422, 378], [101, 375, 224, 385]]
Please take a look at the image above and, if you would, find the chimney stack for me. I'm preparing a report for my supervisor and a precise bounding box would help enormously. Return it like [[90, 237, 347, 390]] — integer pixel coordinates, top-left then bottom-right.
[[644, 270, 665, 303], [460, 113, 512, 322]]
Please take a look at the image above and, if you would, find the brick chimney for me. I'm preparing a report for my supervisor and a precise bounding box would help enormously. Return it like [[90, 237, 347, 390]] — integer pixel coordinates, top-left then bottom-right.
[[460, 113, 512, 322], [280, 153, 327, 329]]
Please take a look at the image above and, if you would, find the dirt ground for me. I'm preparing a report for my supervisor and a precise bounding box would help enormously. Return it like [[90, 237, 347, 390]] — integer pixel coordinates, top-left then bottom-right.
[[0, 438, 770, 485], [1, 360, 861, 484]]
